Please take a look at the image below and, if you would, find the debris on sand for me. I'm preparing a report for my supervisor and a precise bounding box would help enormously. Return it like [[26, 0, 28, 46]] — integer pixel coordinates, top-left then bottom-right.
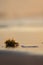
[[5, 39, 19, 48]]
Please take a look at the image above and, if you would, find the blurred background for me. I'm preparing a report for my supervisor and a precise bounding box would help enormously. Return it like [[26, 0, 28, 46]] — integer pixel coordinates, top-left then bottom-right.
[[0, 0, 43, 27]]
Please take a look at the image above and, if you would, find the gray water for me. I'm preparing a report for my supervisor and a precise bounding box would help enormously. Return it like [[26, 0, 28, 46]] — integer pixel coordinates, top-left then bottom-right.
[[0, 17, 43, 28]]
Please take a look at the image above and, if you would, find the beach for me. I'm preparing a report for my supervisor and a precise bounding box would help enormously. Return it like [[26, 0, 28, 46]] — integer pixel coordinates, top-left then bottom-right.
[[0, 0, 43, 64], [0, 27, 43, 54], [0, 26, 43, 65]]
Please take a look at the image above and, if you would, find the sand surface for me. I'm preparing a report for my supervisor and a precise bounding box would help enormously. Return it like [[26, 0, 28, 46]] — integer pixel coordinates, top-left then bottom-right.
[[0, 27, 43, 55]]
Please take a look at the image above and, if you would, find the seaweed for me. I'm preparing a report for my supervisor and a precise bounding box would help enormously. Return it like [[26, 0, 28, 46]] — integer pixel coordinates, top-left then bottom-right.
[[5, 39, 19, 48]]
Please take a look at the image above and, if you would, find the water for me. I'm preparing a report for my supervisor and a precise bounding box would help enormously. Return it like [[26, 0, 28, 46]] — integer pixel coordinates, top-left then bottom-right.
[[0, 16, 43, 28]]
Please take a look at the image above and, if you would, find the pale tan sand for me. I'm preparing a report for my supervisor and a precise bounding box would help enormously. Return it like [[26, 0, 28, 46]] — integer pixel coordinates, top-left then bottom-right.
[[0, 27, 43, 55]]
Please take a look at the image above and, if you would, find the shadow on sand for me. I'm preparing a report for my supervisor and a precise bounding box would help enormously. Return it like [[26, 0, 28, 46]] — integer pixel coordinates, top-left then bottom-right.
[[21, 45, 38, 48]]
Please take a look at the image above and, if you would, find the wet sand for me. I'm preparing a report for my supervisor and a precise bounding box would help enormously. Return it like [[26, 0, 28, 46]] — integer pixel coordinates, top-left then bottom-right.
[[0, 50, 43, 65]]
